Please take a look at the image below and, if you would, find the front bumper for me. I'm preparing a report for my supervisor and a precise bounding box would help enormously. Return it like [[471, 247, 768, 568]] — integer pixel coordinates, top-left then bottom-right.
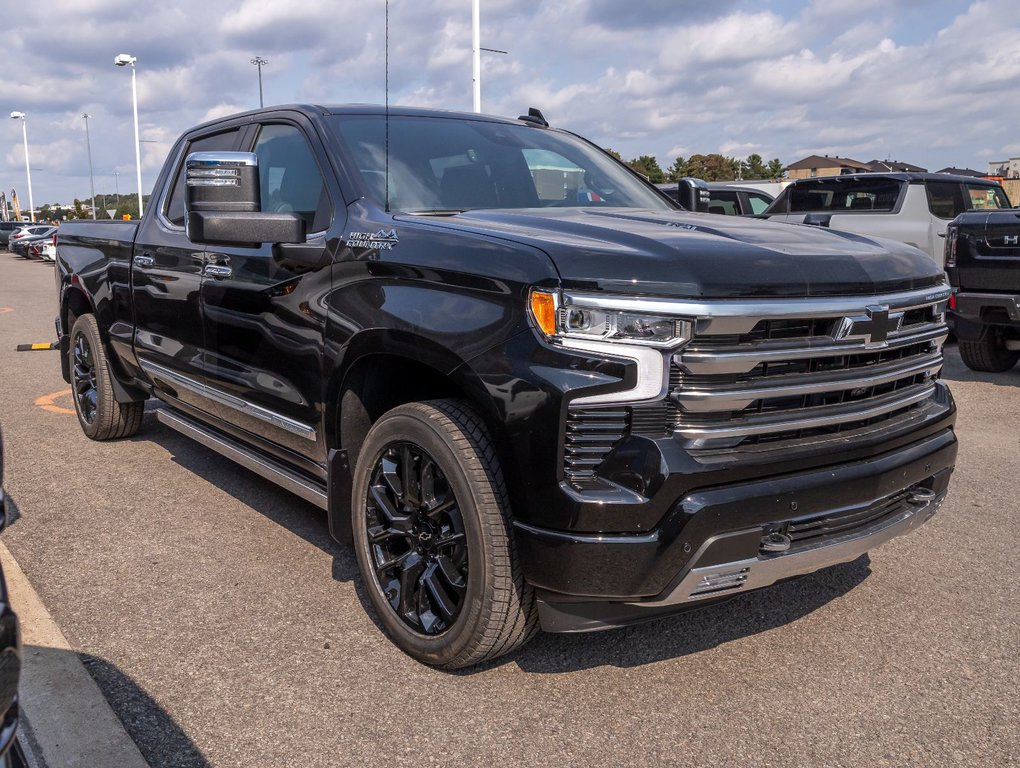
[[518, 428, 957, 632]]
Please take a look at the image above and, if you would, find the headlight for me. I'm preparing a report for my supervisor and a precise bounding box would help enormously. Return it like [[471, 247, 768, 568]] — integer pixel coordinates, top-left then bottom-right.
[[529, 289, 693, 349]]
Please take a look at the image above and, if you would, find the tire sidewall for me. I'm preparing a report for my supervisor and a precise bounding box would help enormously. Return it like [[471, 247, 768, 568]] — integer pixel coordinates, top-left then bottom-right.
[[351, 405, 492, 667]]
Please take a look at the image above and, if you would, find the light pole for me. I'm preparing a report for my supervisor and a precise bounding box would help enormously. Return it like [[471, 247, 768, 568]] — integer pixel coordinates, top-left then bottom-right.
[[9, 112, 35, 222], [472, 0, 480, 112], [114, 53, 144, 217], [81, 113, 97, 219], [251, 56, 267, 108]]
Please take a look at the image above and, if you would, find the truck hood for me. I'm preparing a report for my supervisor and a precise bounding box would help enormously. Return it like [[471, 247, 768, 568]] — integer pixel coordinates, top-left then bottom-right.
[[403, 208, 944, 298]]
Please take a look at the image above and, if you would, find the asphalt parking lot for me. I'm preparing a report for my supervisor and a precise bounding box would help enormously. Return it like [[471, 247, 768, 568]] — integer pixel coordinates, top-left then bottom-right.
[[0, 254, 1017, 767]]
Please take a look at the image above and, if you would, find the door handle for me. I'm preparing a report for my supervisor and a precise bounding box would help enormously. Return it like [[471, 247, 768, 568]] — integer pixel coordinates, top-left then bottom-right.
[[204, 264, 233, 279], [133, 254, 155, 268]]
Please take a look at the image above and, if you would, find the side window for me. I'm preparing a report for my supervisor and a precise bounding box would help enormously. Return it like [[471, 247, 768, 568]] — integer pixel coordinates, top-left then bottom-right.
[[926, 181, 966, 220], [965, 184, 1011, 210], [164, 129, 241, 225], [707, 191, 739, 215], [747, 193, 772, 214], [253, 124, 330, 232]]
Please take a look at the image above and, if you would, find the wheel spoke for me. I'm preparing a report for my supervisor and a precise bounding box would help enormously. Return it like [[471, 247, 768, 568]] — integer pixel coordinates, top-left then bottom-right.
[[400, 445, 419, 507], [420, 457, 437, 507], [380, 454, 403, 500], [374, 548, 411, 576], [421, 563, 459, 623], [424, 495, 456, 521], [369, 484, 413, 531], [396, 552, 425, 620], [367, 524, 412, 543]]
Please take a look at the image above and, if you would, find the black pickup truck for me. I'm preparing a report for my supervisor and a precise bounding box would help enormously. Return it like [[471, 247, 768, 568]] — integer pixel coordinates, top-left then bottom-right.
[[946, 209, 1020, 371], [55, 105, 957, 668]]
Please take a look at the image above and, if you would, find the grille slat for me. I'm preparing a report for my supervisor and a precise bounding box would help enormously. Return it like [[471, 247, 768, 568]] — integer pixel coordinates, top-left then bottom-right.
[[673, 296, 947, 450], [564, 407, 629, 482]]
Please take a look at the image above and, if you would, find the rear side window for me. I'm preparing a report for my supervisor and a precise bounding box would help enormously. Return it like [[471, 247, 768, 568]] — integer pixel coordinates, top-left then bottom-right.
[[164, 129, 242, 225], [747, 192, 773, 214], [707, 191, 739, 215], [925, 181, 967, 220], [780, 179, 903, 213]]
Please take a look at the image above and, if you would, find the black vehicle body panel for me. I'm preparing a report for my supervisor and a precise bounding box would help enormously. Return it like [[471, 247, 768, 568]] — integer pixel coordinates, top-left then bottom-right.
[[54, 105, 958, 633], [946, 209, 1020, 337]]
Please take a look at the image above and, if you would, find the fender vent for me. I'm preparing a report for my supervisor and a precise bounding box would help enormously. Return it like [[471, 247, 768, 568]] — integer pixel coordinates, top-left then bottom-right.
[[564, 407, 629, 485]]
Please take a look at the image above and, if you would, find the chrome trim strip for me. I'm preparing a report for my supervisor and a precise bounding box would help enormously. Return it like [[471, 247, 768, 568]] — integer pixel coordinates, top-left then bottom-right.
[[141, 360, 318, 442], [678, 325, 947, 375], [561, 338, 669, 406], [674, 383, 936, 440], [632, 492, 944, 607], [157, 410, 327, 509], [563, 285, 952, 321], [186, 151, 258, 168], [675, 354, 943, 413]]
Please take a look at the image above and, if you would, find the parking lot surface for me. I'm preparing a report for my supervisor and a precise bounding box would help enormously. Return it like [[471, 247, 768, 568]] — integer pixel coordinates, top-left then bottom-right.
[[0, 255, 1017, 767]]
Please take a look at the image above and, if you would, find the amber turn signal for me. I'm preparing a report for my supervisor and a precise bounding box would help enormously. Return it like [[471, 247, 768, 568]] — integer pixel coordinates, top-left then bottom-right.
[[529, 290, 558, 337]]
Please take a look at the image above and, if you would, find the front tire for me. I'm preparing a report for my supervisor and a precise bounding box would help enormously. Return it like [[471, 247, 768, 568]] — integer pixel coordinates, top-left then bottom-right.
[[351, 400, 537, 669], [69, 314, 144, 440], [958, 325, 1020, 372]]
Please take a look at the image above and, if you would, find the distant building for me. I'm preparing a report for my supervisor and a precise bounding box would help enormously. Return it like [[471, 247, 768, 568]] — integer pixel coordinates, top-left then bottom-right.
[[866, 159, 928, 173], [786, 154, 872, 180], [987, 158, 1020, 178], [936, 167, 988, 178]]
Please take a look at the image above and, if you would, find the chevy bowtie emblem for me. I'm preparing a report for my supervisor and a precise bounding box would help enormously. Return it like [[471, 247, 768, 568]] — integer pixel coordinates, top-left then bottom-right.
[[835, 304, 902, 348]]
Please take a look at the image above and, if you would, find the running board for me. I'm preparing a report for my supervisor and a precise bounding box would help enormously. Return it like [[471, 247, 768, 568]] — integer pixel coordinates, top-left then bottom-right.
[[157, 409, 328, 510]]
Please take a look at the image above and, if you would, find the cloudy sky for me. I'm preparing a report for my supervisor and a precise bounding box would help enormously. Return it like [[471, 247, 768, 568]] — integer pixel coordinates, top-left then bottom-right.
[[2, 0, 1019, 205]]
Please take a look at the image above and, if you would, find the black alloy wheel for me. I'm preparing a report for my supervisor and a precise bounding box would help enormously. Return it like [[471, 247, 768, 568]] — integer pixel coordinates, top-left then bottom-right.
[[71, 331, 99, 425], [351, 400, 537, 668], [67, 314, 145, 440], [365, 442, 469, 635]]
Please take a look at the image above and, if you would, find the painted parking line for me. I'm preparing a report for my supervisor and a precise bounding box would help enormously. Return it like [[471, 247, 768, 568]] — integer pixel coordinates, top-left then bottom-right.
[[35, 389, 75, 415], [0, 307, 13, 315]]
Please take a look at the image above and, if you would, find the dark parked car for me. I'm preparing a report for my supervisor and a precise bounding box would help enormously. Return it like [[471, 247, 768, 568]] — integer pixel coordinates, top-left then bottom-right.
[[0, 429, 21, 766], [11, 227, 56, 257], [657, 182, 774, 215]]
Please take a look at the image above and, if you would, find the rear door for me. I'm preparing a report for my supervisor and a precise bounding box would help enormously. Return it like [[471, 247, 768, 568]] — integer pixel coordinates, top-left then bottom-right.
[[130, 127, 245, 410], [197, 118, 340, 470]]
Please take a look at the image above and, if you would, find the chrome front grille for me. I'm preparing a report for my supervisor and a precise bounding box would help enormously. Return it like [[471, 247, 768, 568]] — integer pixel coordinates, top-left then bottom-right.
[[672, 291, 949, 450]]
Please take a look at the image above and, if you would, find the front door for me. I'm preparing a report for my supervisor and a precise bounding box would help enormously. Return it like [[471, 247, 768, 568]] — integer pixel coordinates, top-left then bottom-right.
[[198, 120, 340, 472], [131, 127, 244, 410]]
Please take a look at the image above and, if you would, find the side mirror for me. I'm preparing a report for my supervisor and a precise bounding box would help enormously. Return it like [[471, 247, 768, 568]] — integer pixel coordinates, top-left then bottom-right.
[[185, 151, 305, 246], [678, 177, 710, 213]]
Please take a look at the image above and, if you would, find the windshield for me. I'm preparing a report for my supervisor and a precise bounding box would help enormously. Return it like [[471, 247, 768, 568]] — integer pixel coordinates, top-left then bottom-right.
[[328, 114, 672, 213]]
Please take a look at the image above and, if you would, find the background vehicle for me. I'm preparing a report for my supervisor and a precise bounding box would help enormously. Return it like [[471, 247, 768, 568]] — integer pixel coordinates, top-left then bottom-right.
[[945, 209, 1020, 371], [0, 222, 30, 250], [28, 236, 56, 262], [55, 105, 956, 668], [763, 173, 1011, 265], [10, 226, 55, 257], [657, 182, 774, 215]]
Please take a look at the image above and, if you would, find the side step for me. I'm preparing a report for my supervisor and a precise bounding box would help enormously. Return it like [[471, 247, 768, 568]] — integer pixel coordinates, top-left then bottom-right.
[[156, 409, 328, 509]]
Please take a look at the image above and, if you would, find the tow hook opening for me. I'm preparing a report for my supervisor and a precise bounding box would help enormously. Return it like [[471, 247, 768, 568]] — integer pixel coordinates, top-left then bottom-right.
[[760, 530, 792, 554]]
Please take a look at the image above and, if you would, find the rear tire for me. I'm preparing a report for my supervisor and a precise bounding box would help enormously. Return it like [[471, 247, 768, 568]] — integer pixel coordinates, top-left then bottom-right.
[[69, 314, 144, 440], [957, 326, 1020, 372], [351, 399, 537, 669]]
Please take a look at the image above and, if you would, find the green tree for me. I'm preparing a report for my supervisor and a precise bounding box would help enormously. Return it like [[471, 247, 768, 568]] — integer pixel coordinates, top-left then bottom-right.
[[666, 156, 687, 182], [602, 147, 623, 161], [766, 158, 786, 179], [741, 154, 769, 180], [628, 155, 665, 183], [683, 154, 739, 181]]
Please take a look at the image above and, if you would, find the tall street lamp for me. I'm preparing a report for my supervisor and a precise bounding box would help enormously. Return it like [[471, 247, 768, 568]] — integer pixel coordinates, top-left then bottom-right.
[[81, 113, 97, 219], [114, 53, 144, 217], [251, 56, 268, 108], [9, 112, 35, 222]]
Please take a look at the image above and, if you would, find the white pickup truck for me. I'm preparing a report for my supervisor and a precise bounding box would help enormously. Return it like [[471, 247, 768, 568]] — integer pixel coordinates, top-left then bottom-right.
[[762, 172, 1011, 266]]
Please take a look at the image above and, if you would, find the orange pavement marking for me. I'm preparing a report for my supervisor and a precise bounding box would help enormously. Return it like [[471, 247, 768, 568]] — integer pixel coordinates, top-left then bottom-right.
[[35, 389, 75, 415], [0, 308, 13, 314]]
